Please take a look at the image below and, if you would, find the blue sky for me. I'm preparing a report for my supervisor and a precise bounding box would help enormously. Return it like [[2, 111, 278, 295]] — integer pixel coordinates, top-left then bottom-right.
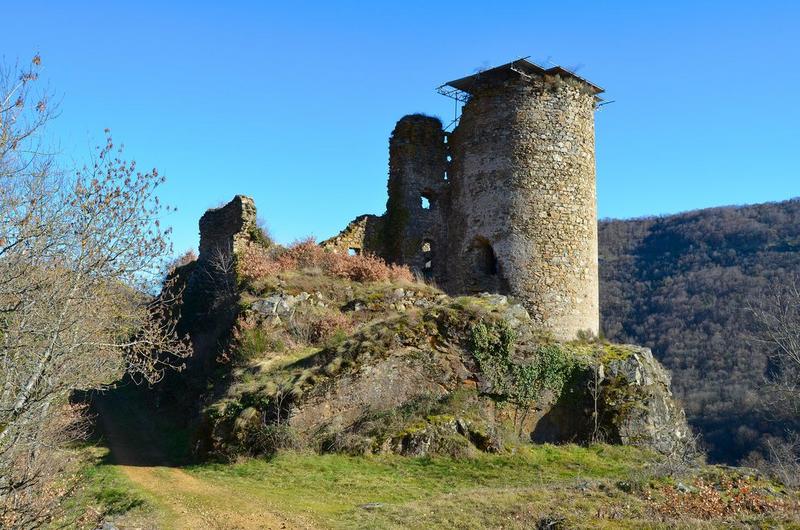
[[2, 1, 798, 255]]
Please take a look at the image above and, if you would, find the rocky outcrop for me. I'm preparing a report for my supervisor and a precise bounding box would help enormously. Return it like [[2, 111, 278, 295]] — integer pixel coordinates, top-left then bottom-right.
[[208, 291, 692, 459], [603, 346, 690, 453], [533, 345, 690, 455]]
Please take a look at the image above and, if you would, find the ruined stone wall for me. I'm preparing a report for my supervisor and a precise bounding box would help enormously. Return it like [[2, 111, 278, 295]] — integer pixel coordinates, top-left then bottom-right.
[[320, 214, 385, 255], [383, 115, 449, 282], [198, 195, 257, 263], [445, 75, 599, 340], [185, 195, 258, 328]]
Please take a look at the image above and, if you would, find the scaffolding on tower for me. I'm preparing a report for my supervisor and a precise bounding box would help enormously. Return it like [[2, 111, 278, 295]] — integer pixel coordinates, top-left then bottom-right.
[[436, 84, 470, 131]]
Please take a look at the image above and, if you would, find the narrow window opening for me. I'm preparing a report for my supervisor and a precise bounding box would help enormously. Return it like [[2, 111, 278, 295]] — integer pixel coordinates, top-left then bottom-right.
[[443, 170, 448, 181], [348, 247, 360, 256], [473, 237, 498, 276], [421, 190, 436, 210], [421, 239, 434, 278]]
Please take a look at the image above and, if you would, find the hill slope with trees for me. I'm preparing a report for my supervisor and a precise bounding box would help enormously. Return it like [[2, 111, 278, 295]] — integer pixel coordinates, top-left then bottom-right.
[[599, 198, 800, 463]]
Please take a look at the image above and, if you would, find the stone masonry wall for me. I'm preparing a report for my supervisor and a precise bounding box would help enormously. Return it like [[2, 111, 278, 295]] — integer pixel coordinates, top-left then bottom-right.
[[446, 75, 599, 340], [383, 115, 449, 283], [186, 195, 257, 324], [198, 195, 257, 263], [320, 214, 384, 255]]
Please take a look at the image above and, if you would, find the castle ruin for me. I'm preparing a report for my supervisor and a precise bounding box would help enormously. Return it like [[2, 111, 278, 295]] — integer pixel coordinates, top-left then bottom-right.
[[323, 59, 603, 340], [198, 195, 257, 264]]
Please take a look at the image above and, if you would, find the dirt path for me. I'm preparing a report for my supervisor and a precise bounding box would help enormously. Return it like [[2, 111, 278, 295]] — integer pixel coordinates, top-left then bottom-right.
[[96, 393, 292, 530], [116, 465, 287, 530]]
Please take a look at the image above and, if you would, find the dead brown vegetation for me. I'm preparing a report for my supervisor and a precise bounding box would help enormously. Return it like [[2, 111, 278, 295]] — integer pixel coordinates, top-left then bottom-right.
[[239, 237, 413, 285]]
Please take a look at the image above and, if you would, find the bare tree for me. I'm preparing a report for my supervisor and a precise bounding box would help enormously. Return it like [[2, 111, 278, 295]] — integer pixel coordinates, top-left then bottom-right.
[[749, 278, 800, 417], [202, 243, 239, 316], [748, 277, 800, 484], [588, 360, 605, 444], [0, 55, 191, 528]]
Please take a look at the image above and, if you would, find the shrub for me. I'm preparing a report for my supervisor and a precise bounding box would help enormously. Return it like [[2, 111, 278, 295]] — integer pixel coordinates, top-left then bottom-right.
[[309, 311, 351, 344], [288, 306, 352, 346], [232, 320, 285, 361], [328, 252, 413, 283], [743, 434, 800, 488], [238, 237, 414, 284], [469, 320, 575, 406], [653, 474, 793, 520], [165, 248, 198, 275], [243, 424, 300, 456], [238, 245, 283, 281], [248, 218, 273, 248]]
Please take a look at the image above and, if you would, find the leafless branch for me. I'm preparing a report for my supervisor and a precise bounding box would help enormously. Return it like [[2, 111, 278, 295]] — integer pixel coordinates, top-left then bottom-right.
[[0, 55, 191, 528]]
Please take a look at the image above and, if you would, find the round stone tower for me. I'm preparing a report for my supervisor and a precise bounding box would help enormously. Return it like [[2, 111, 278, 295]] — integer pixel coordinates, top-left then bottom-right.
[[444, 60, 601, 340]]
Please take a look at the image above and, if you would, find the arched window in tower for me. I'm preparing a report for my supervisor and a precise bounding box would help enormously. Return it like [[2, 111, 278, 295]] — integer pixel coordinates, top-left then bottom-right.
[[472, 237, 498, 276]]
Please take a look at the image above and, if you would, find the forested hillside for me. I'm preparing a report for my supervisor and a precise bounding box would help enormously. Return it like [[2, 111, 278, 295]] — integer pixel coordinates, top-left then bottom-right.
[[599, 198, 800, 463]]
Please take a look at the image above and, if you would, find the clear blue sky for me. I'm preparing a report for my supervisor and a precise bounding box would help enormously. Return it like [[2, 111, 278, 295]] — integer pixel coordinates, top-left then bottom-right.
[[3, 1, 798, 255]]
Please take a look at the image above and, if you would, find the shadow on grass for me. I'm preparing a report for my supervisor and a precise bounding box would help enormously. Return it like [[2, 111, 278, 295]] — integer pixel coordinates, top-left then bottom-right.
[[82, 383, 194, 468]]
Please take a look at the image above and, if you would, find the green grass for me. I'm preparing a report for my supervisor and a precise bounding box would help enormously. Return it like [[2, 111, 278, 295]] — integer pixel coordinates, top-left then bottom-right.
[[51, 447, 156, 528], [87, 467, 147, 516], [63, 442, 800, 529], [186, 444, 658, 528], [237, 326, 286, 360]]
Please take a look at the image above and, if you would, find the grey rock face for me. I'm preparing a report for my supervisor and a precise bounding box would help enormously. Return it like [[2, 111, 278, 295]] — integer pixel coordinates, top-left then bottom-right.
[[251, 295, 291, 317], [603, 346, 692, 455], [251, 292, 319, 319], [282, 306, 689, 458]]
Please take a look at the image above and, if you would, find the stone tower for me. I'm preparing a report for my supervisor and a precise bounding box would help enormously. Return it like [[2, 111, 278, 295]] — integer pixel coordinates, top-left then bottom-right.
[[383, 115, 448, 282], [444, 60, 602, 340], [322, 59, 603, 341]]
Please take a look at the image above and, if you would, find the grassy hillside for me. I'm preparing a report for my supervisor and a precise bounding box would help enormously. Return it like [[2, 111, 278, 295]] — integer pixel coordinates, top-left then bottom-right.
[[71, 378, 794, 529], [66, 439, 800, 529]]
